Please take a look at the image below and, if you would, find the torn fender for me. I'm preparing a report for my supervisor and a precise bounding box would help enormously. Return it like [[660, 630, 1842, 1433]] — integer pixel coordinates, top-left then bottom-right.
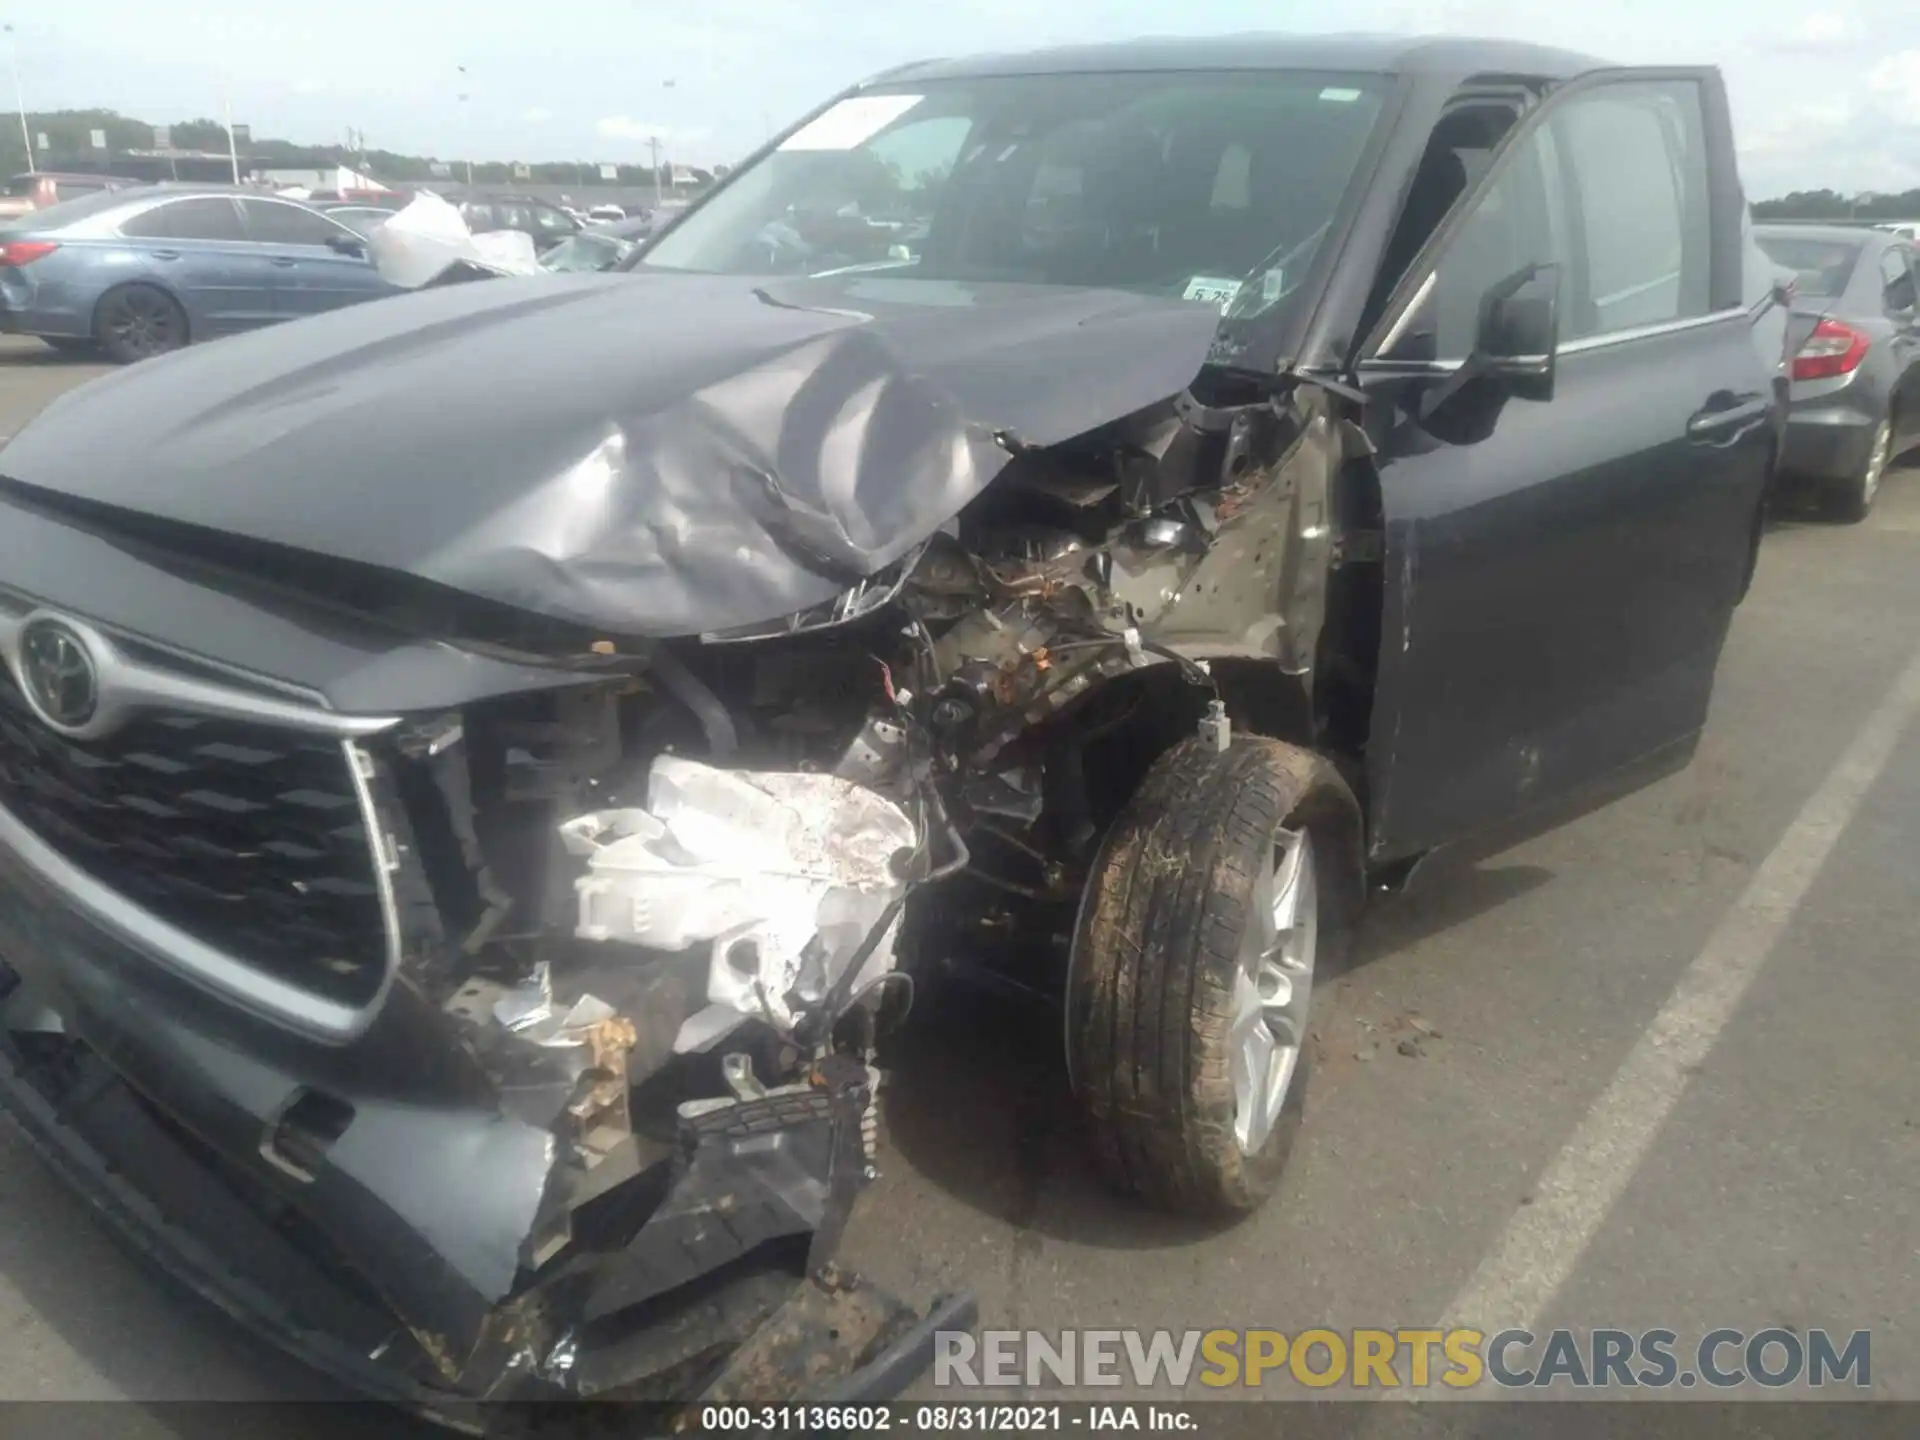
[[0, 272, 1224, 638]]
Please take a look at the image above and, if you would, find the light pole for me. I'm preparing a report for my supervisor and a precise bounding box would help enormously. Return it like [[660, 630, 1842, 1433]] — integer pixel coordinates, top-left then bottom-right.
[[456, 65, 474, 186], [223, 88, 240, 184], [3, 24, 32, 174]]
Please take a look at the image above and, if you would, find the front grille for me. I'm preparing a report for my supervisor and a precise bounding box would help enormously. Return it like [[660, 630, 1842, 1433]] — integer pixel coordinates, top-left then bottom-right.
[[0, 670, 388, 1008]]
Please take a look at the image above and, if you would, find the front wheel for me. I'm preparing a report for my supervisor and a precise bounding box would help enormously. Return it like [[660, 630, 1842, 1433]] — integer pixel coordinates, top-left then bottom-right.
[[93, 283, 188, 364], [1066, 734, 1363, 1217]]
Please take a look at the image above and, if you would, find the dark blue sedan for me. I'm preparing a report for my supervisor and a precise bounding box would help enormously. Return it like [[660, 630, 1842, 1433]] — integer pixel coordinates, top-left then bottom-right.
[[0, 185, 397, 363]]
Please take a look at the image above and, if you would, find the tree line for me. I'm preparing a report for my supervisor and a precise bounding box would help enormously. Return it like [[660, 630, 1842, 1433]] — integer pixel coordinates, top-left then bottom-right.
[[1751, 189, 1920, 222], [0, 108, 687, 188]]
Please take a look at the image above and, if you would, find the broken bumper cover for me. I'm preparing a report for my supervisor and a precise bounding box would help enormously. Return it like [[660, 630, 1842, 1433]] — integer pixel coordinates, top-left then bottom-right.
[[0, 831, 972, 1417]]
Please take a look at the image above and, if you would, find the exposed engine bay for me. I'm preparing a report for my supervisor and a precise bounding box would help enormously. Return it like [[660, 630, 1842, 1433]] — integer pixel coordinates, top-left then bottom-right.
[[0, 265, 1382, 1405], [329, 372, 1368, 1395]]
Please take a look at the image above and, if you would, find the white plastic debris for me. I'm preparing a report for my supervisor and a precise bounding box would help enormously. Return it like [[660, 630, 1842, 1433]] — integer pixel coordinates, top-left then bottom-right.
[[560, 756, 918, 1049], [367, 190, 542, 289]]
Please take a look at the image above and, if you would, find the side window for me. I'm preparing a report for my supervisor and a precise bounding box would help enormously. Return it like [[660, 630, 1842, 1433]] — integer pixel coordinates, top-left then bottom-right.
[[119, 197, 244, 242], [1552, 82, 1711, 340], [532, 205, 575, 235], [242, 200, 353, 246], [1878, 248, 1916, 315], [460, 202, 495, 230], [1390, 122, 1566, 361], [1378, 79, 1712, 361], [493, 202, 534, 232]]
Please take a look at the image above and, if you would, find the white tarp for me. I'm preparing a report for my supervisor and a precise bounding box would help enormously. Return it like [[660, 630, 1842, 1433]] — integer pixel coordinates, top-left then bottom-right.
[[560, 756, 917, 1050], [366, 190, 542, 289]]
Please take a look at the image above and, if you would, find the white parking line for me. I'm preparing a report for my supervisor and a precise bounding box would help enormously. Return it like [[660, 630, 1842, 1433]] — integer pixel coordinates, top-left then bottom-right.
[[1443, 641, 1920, 1334]]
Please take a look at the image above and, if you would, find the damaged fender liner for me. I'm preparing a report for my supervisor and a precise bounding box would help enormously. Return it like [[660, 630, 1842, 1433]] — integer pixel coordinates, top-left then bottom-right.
[[0, 1015, 975, 1419]]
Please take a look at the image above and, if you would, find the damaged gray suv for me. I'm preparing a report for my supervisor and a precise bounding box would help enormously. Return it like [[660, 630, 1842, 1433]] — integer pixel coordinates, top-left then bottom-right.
[[0, 34, 1785, 1416]]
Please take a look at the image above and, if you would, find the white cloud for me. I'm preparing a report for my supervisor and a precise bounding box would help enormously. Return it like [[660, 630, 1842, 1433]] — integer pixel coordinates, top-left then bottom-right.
[[597, 115, 670, 141], [1791, 11, 1862, 45], [597, 115, 713, 149], [1868, 48, 1920, 109], [521, 106, 553, 124]]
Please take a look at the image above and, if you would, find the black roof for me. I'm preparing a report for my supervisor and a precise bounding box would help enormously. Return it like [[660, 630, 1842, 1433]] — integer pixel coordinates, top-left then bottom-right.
[[884, 32, 1606, 85]]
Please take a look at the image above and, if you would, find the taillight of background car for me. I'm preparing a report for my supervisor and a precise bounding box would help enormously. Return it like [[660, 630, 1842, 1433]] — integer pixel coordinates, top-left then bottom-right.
[[1791, 317, 1870, 381], [0, 240, 57, 267]]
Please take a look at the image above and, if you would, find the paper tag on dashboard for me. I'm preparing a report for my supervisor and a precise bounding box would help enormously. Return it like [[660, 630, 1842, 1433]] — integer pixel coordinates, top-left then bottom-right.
[[1183, 275, 1243, 312]]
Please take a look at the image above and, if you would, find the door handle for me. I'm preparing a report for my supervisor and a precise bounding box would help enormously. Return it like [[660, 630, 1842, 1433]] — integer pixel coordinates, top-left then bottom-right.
[[150, 250, 180, 261], [1687, 396, 1771, 446], [270, 256, 299, 267]]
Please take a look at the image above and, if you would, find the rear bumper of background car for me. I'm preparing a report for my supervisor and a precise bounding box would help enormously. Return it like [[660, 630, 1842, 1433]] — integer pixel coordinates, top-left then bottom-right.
[[1779, 402, 1878, 483], [0, 811, 971, 1420], [0, 270, 92, 338]]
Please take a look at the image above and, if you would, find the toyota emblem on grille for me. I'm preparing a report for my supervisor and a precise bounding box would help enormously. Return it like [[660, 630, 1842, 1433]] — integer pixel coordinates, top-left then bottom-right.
[[20, 618, 99, 727]]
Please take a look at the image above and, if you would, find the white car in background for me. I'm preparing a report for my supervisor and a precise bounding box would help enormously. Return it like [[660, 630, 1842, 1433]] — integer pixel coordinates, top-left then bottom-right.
[[587, 203, 627, 223]]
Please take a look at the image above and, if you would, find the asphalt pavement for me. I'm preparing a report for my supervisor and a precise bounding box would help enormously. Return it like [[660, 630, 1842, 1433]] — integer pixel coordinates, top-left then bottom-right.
[[0, 333, 1915, 1425]]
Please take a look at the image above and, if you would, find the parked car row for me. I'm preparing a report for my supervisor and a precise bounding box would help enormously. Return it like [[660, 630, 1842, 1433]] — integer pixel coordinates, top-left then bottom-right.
[[0, 184, 394, 361], [1755, 223, 1920, 520], [0, 170, 144, 221]]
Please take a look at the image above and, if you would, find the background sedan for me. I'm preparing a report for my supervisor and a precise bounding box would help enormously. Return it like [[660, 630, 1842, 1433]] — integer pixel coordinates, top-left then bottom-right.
[[1756, 223, 1920, 521], [0, 185, 396, 363]]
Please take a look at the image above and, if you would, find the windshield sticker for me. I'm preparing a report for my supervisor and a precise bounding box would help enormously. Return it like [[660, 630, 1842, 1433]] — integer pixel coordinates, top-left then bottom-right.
[[1184, 275, 1244, 312], [779, 95, 926, 152], [1319, 87, 1364, 102]]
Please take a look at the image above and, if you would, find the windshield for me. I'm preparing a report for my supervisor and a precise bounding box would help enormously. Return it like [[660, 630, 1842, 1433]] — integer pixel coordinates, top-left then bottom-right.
[[641, 71, 1384, 322], [1755, 234, 1863, 299]]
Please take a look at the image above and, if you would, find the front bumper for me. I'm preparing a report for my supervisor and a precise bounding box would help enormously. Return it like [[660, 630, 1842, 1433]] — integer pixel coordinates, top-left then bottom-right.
[[0, 812, 971, 1418]]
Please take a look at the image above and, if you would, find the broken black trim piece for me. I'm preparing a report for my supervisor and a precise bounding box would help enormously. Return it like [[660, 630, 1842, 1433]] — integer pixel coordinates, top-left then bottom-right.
[[0, 1005, 975, 1423]]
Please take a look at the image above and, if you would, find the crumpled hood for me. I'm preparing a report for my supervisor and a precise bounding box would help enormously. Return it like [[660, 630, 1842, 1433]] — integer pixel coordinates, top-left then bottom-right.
[[0, 270, 1223, 636]]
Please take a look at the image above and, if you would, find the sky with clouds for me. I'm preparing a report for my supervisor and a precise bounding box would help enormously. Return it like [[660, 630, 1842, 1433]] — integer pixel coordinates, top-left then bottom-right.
[[7, 0, 1918, 198]]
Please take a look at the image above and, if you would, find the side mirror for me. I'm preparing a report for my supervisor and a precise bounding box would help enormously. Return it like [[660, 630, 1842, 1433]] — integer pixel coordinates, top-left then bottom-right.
[[1473, 261, 1560, 402], [326, 233, 367, 257]]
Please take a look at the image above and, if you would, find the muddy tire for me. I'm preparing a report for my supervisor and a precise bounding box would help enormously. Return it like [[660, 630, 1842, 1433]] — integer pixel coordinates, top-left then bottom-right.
[[1066, 734, 1363, 1217]]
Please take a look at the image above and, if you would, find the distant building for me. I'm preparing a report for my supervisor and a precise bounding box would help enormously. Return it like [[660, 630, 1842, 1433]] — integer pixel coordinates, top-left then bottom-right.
[[259, 165, 394, 195]]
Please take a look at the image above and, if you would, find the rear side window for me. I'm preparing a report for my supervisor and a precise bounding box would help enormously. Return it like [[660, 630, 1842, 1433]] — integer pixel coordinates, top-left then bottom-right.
[[1552, 82, 1712, 340], [492, 202, 533, 232], [1877, 247, 1916, 314], [242, 200, 351, 245], [119, 197, 244, 241], [1753, 234, 1862, 298]]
